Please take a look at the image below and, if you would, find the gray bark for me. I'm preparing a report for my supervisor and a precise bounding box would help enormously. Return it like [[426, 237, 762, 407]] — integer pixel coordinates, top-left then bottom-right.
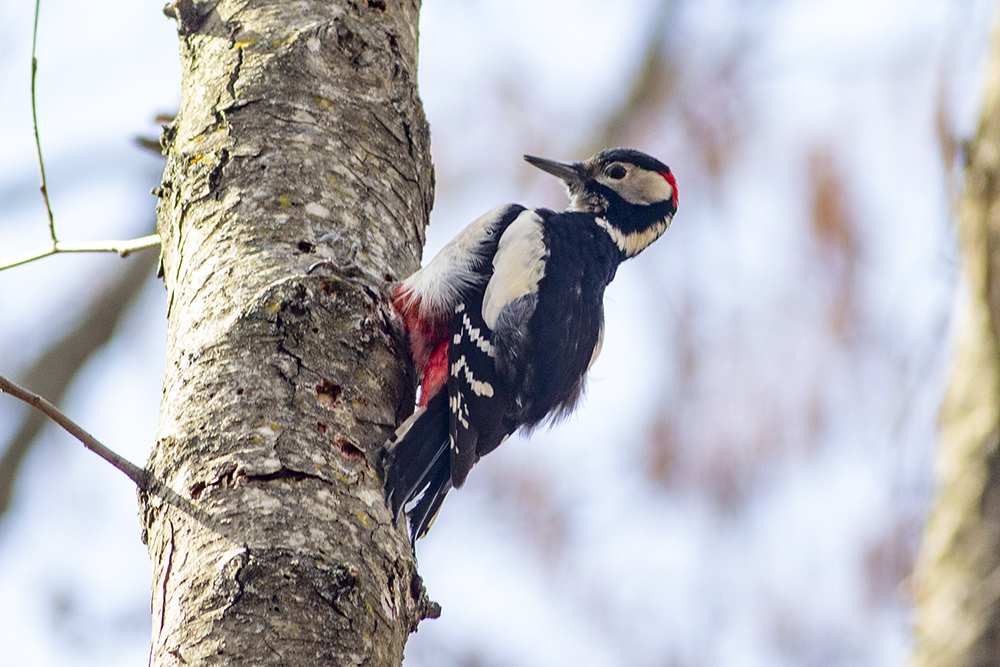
[[145, 1, 436, 665], [912, 9, 1000, 666]]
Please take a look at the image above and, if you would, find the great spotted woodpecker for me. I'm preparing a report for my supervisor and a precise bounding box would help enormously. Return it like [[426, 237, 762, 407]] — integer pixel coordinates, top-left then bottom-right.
[[384, 148, 678, 542]]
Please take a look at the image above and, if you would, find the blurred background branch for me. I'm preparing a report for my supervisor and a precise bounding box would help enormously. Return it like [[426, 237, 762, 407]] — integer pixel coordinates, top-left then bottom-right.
[[589, 0, 679, 152], [0, 245, 157, 520]]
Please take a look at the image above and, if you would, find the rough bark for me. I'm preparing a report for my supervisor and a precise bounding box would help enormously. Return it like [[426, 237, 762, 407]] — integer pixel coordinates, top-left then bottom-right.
[[144, 1, 435, 665], [911, 9, 1000, 666]]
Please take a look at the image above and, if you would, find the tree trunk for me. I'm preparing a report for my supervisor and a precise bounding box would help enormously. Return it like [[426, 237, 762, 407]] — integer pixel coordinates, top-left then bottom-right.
[[144, 1, 436, 664], [912, 8, 1000, 666]]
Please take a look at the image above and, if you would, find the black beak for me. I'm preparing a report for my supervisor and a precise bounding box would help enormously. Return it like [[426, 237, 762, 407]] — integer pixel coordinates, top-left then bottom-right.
[[524, 155, 585, 186]]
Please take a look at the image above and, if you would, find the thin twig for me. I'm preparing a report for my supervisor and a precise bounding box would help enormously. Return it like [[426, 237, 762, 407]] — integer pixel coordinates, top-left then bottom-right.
[[0, 373, 220, 535], [30, 0, 56, 242], [20, 2, 164, 274], [0, 373, 148, 490], [0, 233, 162, 271]]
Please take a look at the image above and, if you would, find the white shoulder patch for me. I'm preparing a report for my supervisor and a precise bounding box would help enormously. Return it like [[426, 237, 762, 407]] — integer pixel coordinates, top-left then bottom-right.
[[398, 205, 513, 317], [482, 210, 548, 329]]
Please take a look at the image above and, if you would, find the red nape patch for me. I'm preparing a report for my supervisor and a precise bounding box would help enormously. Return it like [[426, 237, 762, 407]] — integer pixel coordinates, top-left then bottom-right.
[[419, 342, 449, 407], [659, 170, 679, 209]]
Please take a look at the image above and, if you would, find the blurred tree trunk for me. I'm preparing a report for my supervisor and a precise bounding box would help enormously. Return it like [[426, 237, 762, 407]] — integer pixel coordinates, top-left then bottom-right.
[[912, 9, 1000, 666], [144, 1, 436, 665]]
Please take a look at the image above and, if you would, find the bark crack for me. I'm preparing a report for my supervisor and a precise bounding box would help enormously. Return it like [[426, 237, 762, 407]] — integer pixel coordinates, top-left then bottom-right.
[[228, 548, 249, 609], [243, 467, 326, 484], [208, 148, 231, 194], [262, 109, 325, 129], [401, 121, 414, 159], [261, 633, 284, 666], [276, 338, 304, 381], [159, 518, 176, 637], [226, 45, 243, 104]]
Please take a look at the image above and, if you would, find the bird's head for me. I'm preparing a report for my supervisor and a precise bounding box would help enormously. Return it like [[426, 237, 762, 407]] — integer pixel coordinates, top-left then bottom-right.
[[524, 148, 678, 258]]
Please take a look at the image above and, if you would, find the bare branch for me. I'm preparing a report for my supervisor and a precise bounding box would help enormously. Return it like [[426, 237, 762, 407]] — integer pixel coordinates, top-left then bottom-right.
[[31, 0, 55, 242], [0, 371, 221, 539], [0, 373, 148, 490], [0, 233, 161, 271]]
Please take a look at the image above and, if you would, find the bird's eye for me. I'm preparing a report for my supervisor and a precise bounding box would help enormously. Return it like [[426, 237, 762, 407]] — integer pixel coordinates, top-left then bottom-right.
[[606, 164, 627, 180]]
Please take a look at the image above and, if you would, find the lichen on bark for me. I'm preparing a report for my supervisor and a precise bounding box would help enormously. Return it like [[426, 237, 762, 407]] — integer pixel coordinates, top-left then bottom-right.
[[145, 1, 436, 664]]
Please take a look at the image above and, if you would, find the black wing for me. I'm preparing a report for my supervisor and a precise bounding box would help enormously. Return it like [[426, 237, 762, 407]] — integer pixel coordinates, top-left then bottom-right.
[[447, 295, 515, 487]]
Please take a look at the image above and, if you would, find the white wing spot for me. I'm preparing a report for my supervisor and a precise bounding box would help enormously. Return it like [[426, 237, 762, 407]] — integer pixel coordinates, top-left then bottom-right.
[[451, 355, 495, 397], [449, 393, 470, 429], [452, 313, 496, 357], [462, 314, 495, 356]]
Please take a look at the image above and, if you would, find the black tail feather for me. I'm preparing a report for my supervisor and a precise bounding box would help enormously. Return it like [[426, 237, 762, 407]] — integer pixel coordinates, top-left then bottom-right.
[[383, 390, 450, 524], [408, 456, 452, 544]]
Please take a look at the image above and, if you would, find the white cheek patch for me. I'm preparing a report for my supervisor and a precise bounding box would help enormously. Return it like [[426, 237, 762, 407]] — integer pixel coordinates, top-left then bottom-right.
[[598, 168, 674, 206], [482, 210, 549, 329]]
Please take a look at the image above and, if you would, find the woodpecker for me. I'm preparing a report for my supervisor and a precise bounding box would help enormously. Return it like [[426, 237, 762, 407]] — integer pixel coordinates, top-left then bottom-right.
[[384, 148, 678, 543]]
